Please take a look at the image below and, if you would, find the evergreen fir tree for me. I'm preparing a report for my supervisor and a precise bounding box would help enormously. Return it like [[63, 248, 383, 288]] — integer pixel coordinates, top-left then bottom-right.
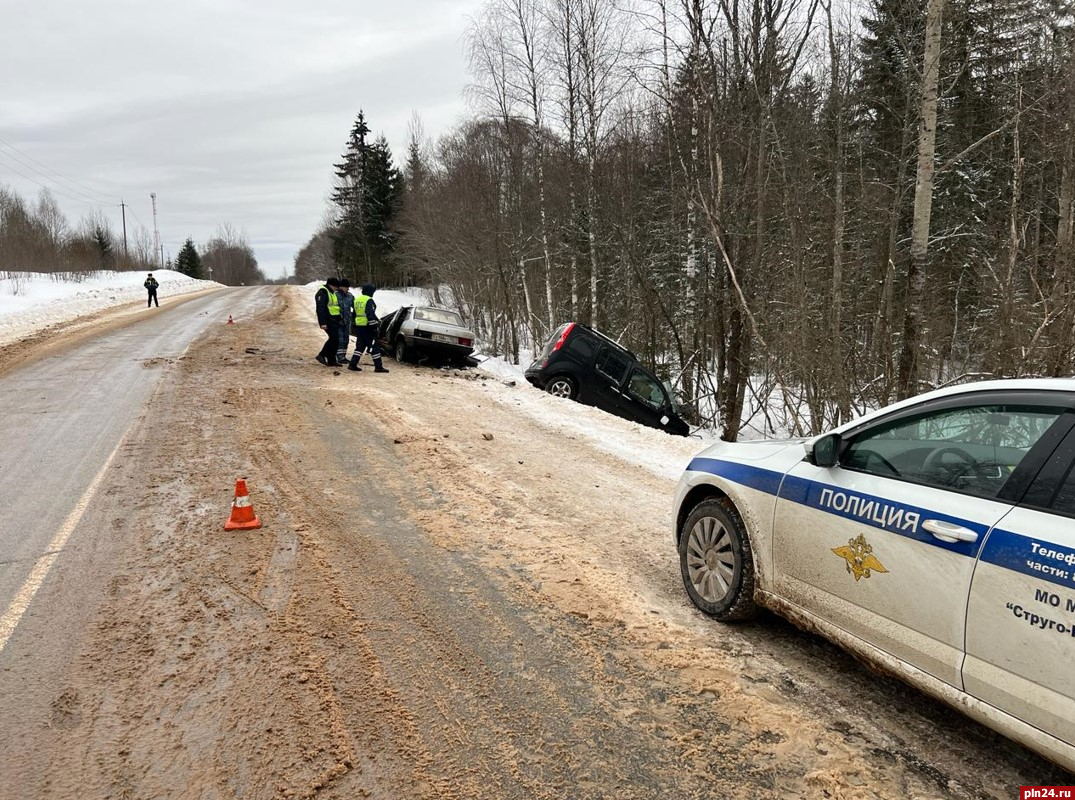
[[330, 111, 405, 286], [93, 226, 114, 269], [175, 238, 203, 279], [364, 135, 404, 262], [332, 112, 370, 283], [404, 137, 427, 195]]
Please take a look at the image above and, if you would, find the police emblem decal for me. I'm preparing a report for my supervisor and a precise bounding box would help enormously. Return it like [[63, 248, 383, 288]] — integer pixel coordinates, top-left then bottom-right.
[[832, 534, 889, 581]]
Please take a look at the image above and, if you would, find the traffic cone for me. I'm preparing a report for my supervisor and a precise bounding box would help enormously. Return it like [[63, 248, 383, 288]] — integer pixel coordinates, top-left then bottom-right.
[[226, 315, 235, 325], [224, 478, 262, 530]]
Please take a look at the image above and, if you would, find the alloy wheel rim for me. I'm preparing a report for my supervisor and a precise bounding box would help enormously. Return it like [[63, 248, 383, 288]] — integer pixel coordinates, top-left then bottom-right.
[[686, 516, 736, 603], [549, 381, 572, 398]]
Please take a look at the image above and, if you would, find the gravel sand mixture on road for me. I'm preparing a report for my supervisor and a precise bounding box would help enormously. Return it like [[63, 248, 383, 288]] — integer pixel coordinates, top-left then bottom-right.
[[2, 287, 1066, 799]]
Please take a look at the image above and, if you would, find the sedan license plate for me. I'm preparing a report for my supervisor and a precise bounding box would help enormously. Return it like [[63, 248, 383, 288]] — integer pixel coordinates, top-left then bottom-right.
[[432, 333, 455, 343]]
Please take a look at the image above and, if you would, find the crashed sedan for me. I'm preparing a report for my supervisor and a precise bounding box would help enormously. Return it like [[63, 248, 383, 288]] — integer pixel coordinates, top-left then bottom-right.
[[378, 305, 477, 368], [674, 379, 1075, 772]]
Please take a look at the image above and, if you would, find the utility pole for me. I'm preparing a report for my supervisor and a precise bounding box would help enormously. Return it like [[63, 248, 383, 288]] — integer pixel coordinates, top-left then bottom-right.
[[151, 192, 163, 270], [119, 200, 128, 263]]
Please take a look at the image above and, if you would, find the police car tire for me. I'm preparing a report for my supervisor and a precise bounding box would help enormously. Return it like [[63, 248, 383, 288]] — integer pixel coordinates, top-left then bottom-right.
[[678, 498, 757, 621]]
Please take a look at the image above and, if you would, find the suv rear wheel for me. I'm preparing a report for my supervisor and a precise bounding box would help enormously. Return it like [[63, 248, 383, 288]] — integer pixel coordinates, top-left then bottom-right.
[[545, 376, 577, 400]]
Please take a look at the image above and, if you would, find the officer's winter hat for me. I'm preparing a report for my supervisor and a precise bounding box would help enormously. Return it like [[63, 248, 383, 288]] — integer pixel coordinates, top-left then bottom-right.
[[361, 283, 376, 295], [325, 277, 340, 287]]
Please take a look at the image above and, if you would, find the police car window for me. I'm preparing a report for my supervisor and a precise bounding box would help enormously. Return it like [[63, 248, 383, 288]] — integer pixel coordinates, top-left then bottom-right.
[[627, 369, 666, 409], [1052, 468, 1075, 514], [843, 404, 1064, 499], [594, 349, 631, 383]]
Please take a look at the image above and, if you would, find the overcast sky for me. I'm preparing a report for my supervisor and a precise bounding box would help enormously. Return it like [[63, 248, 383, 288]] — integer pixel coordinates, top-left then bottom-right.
[[0, 0, 484, 279]]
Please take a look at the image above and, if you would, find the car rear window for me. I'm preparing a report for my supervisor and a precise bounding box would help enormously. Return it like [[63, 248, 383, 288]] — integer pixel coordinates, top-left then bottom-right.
[[414, 308, 464, 326], [566, 333, 596, 361], [539, 323, 572, 359]]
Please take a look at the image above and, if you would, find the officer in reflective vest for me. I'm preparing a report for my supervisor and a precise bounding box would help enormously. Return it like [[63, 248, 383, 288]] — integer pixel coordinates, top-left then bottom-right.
[[348, 283, 390, 373], [315, 277, 342, 366], [335, 279, 355, 365]]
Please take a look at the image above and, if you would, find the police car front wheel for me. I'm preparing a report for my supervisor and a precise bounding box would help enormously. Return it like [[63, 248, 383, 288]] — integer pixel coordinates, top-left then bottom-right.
[[679, 498, 757, 621]]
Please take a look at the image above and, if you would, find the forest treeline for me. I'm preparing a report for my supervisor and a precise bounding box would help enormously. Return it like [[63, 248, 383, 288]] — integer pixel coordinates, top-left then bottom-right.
[[303, 0, 1075, 439], [0, 185, 264, 286]]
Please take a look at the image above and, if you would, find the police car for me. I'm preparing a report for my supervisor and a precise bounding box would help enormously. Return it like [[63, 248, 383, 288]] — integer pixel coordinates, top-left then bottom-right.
[[674, 380, 1075, 771]]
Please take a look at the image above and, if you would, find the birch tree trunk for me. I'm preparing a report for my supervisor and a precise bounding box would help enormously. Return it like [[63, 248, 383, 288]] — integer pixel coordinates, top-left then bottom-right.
[[507, 0, 556, 334], [825, 0, 850, 422], [896, 0, 944, 399], [549, 0, 582, 320], [998, 87, 1023, 375]]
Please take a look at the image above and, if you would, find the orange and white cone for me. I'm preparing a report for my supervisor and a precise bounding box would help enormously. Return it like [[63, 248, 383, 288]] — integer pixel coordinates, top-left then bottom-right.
[[224, 478, 262, 530], [226, 315, 235, 325]]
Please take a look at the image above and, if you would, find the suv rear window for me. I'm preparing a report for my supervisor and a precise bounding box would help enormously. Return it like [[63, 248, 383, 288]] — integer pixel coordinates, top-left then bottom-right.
[[539, 323, 572, 359], [566, 333, 596, 361]]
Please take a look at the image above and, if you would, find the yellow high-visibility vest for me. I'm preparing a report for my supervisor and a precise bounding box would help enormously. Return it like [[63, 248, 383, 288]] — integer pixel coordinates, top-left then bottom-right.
[[353, 294, 372, 326], [322, 284, 341, 316]]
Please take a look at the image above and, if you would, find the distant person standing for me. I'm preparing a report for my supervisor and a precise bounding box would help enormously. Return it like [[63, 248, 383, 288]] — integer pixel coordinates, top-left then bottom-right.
[[348, 283, 389, 373], [144, 273, 159, 308], [336, 279, 355, 366], [315, 277, 343, 366]]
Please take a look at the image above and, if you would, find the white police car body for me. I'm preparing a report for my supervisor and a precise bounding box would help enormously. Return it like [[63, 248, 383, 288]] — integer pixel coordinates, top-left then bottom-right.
[[674, 379, 1075, 771]]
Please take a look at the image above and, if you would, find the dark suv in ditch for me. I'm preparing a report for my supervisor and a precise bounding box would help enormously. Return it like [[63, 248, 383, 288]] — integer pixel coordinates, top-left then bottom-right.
[[525, 323, 690, 436]]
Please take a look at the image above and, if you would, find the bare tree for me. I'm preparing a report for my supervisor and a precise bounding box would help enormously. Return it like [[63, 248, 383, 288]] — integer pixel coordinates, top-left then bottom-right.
[[896, 0, 944, 398]]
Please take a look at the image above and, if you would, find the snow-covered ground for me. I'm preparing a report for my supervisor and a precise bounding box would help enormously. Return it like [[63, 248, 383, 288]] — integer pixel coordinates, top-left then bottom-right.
[[0, 270, 221, 348]]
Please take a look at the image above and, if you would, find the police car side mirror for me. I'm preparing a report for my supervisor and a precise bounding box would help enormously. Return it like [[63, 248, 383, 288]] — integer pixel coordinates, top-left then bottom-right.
[[806, 433, 840, 468]]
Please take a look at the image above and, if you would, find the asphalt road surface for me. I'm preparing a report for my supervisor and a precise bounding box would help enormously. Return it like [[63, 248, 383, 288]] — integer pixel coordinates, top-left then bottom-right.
[[0, 286, 1068, 799]]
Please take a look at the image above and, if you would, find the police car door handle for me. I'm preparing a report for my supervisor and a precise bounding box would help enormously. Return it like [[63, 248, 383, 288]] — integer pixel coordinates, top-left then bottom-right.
[[921, 519, 979, 544]]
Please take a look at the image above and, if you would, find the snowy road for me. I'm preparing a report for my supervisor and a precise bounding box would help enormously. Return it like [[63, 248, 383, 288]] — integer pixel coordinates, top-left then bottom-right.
[[0, 286, 1068, 798], [0, 288, 262, 651]]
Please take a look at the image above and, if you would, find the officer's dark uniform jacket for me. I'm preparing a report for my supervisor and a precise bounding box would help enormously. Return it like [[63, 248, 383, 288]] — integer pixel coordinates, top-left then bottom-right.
[[315, 284, 341, 326]]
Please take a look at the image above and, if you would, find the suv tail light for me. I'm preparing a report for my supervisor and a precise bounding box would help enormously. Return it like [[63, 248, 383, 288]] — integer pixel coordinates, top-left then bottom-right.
[[458, 337, 472, 346], [552, 323, 575, 351]]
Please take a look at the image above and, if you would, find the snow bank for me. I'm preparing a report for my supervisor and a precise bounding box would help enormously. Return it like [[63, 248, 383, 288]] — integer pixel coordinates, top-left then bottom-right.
[[0, 270, 220, 348]]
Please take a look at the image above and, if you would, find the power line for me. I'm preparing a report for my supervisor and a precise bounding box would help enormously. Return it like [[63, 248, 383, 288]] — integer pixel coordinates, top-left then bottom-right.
[[0, 145, 112, 206], [126, 204, 148, 230], [0, 153, 112, 209], [0, 136, 116, 205]]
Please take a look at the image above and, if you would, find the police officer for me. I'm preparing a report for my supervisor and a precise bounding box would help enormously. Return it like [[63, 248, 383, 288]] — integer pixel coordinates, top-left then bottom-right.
[[315, 277, 343, 366], [335, 279, 355, 366], [144, 273, 159, 308], [348, 283, 389, 373]]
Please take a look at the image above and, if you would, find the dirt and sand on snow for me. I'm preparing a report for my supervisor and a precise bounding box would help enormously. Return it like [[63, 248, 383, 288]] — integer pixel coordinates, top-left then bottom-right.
[[1, 286, 1066, 799]]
